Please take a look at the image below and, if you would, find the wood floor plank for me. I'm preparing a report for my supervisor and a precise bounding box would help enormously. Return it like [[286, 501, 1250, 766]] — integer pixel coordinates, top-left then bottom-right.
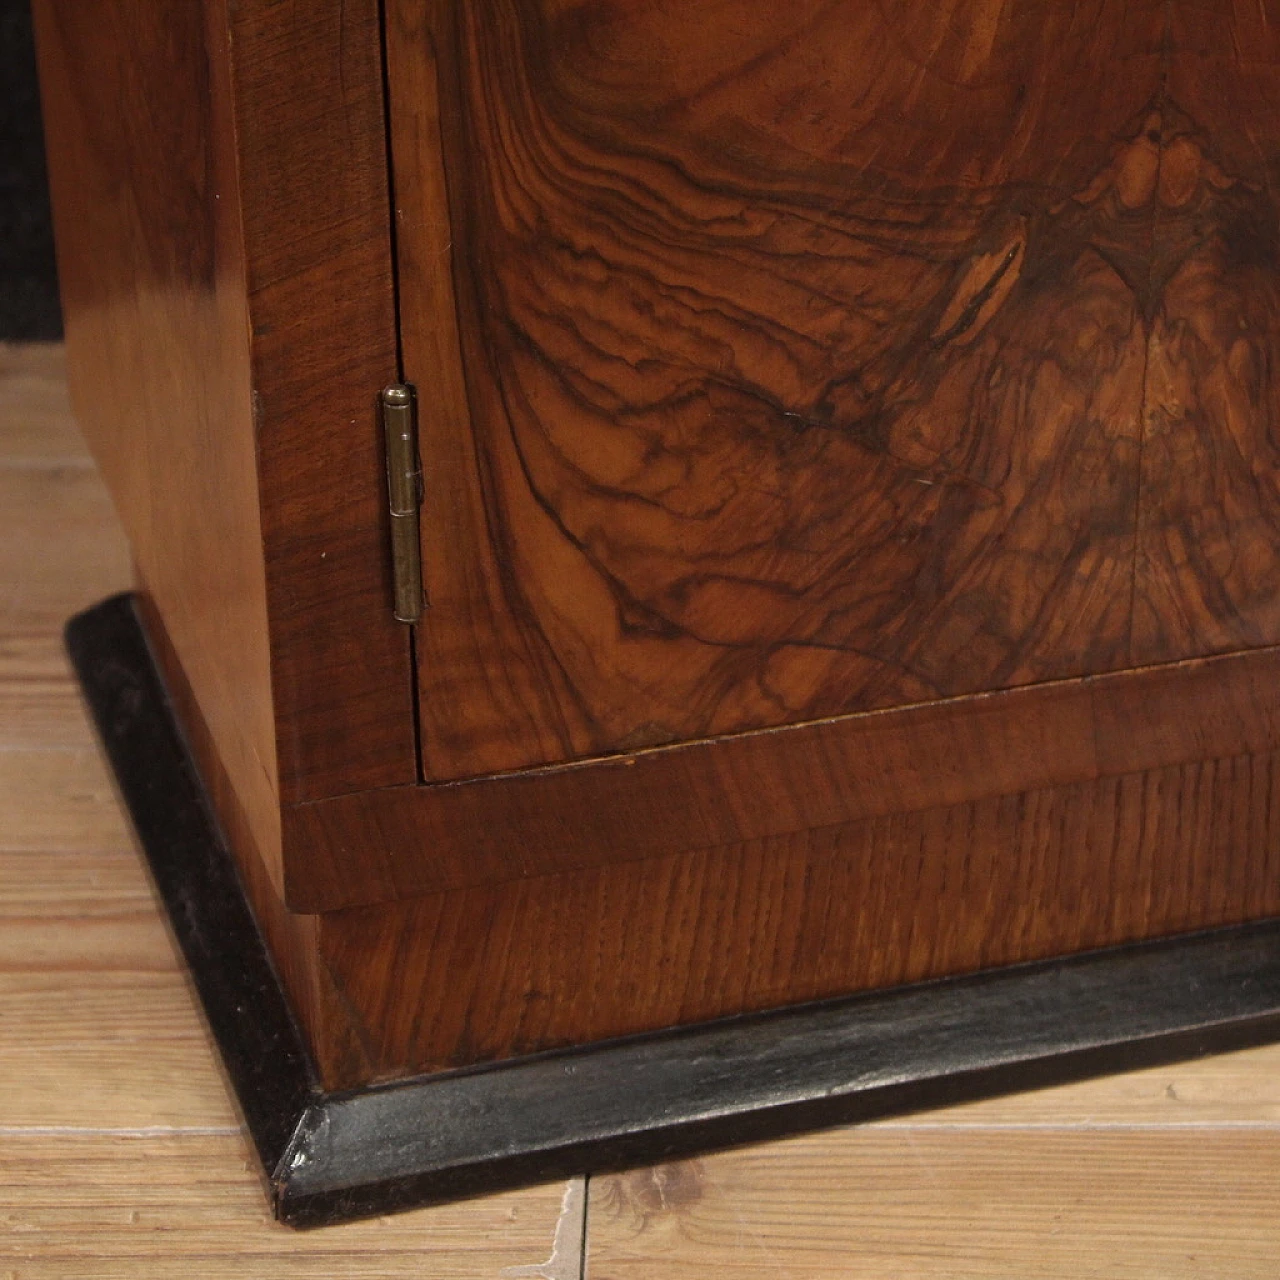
[[0, 1134, 570, 1278], [0, 342, 127, 749], [0, 342, 86, 465], [0, 466, 130, 635], [0, 973, 235, 1129], [0, 849, 171, 976], [0, 747, 133, 853], [0, 849, 158, 920], [0, 915, 176, 974], [0, 844, 177, 973], [587, 1129, 1280, 1280], [0, 635, 93, 749]]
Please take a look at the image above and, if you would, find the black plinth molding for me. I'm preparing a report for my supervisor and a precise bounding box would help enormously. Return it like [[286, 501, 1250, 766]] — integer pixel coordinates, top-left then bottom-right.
[[66, 593, 1280, 1228]]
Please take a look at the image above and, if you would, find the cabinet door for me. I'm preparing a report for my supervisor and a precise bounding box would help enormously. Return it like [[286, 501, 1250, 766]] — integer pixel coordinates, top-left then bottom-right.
[[387, 0, 1280, 785]]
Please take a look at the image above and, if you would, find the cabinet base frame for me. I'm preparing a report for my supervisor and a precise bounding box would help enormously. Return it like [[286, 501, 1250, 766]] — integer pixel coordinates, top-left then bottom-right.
[[66, 593, 1280, 1228]]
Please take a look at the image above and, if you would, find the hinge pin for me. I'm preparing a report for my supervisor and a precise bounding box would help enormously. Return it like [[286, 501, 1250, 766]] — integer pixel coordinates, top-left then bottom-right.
[[381, 384, 423, 623]]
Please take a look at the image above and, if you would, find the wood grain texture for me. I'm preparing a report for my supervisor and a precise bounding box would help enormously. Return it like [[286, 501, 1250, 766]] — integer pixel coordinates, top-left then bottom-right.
[[136, 591, 377, 1089], [30, 0, 285, 887], [0, 851, 177, 976], [317, 751, 1280, 1080], [385, 0, 537, 782], [0, 350, 92, 744], [0, 350, 572, 1271], [5, 342, 1280, 1269], [587, 1128, 1280, 1280], [36, 0, 418, 829], [0, 634, 92, 749], [1136, 4, 1280, 665], [225, 0, 417, 805], [286, 640, 1280, 910], [34, 0, 421, 933], [398, 0, 1280, 780], [2, 1134, 569, 1280], [0, 343, 81, 462], [0, 748, 132, 855], [0, 466, 129, 639]]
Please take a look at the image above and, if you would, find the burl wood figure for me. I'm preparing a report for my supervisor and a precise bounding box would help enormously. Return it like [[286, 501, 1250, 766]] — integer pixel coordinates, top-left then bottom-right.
[[36, 0, 1280, 1161], [416, 0, 1280, 777]]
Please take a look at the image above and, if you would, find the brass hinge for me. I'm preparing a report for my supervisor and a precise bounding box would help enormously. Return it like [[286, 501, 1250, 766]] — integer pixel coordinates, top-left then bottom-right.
[[381, 384, 423, 624]]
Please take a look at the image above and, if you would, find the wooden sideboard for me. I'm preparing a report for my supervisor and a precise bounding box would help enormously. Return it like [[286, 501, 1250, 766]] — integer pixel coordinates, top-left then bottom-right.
[[34, 0, 1280, 1162]]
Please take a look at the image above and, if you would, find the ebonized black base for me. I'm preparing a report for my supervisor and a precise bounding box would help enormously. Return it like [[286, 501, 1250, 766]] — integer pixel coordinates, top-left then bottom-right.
[[66, 593, 1280, 1228]]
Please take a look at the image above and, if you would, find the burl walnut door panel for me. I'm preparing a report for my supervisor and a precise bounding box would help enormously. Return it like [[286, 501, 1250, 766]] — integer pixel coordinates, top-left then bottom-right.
[[389, 0, 1280, 784]]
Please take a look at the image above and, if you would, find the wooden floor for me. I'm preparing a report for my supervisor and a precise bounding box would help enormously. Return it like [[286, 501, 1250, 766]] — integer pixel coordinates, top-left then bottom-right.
[[3, 341, 1280, 1277]]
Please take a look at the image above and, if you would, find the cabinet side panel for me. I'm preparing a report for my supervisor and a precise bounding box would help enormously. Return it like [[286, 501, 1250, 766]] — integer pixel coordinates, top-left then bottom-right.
[[32, 0, 283, 886], [137, 591, 374, 1090], [318, 753, 1280, 1084]]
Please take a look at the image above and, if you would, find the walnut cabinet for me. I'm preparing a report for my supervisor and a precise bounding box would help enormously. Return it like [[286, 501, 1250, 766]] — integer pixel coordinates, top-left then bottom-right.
[[33, 0, 1280, 1095]]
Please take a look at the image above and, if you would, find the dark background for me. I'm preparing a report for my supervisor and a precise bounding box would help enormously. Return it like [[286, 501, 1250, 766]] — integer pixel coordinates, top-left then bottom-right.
[[1, 0, 60, 339]]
